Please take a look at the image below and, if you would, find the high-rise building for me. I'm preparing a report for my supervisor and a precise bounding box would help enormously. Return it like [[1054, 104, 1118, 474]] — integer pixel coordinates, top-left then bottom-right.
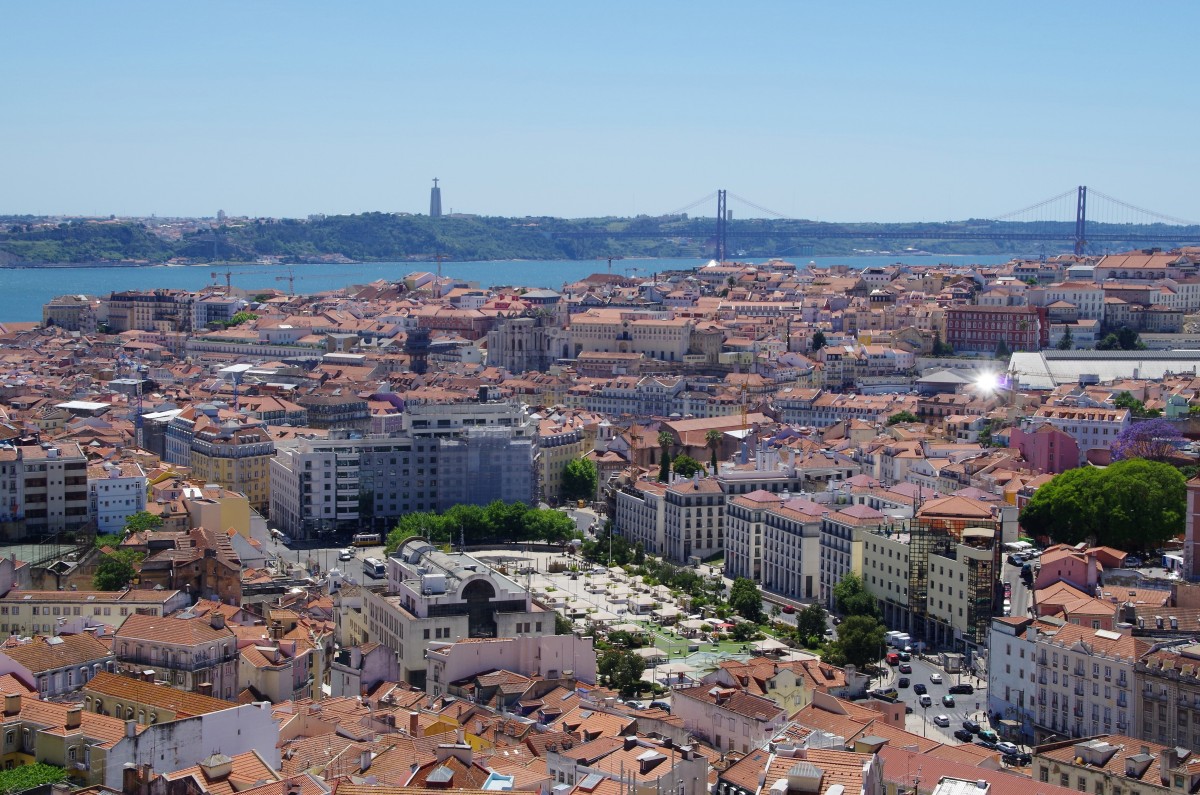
[[429, 177, 442, 217]]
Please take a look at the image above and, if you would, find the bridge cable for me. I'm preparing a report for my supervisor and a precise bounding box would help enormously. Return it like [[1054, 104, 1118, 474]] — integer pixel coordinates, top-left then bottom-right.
[[1087, 189, 1199, 227], [726, 192, 790, 219], [989, 188, 1078, 222], [665, 192, 719, 217]]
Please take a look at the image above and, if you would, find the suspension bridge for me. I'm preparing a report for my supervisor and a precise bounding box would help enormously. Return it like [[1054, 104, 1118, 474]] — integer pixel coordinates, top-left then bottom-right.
[[555, 186, 1200, 259]]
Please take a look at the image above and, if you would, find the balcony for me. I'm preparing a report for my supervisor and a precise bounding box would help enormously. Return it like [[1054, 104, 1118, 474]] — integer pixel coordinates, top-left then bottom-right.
[[120, 652, 238, 671]]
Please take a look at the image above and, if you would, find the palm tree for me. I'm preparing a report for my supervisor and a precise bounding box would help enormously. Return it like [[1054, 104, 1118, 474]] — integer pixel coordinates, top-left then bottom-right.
[[657, 430, 674, 482], [705, 429, 722, 473]]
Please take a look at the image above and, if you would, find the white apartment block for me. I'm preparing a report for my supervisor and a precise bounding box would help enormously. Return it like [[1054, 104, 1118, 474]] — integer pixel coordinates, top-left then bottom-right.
[[87, 461, 147, 533], [615, 480, 667, 556], [663, 477, 725, 563], [0, 589, 188, 637], [987, 616, 1041, 743], [726, 491, 824, 602]]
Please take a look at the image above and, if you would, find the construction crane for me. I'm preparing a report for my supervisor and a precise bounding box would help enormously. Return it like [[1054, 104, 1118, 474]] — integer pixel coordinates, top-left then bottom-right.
[[210, 269, 232, 291], [275, 267, 295, 296], [598, 255, 624, 274]]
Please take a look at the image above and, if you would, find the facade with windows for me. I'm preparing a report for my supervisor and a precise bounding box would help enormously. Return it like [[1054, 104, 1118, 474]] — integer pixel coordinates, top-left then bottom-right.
[[1135, 642, 1200, 749], [364, 540, 552, 688], [112, 611, 238, 700], [270, 398, 537, 539], [87, 460, 146, 533], [0, 589, 187, 637]]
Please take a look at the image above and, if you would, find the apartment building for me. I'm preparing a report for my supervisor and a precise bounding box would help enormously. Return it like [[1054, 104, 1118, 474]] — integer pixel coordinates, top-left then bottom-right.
[[663, 476, 725, 563], [364, 539, 553, 688], [1030, 621, 1145, 743], [944, 305, 1046, 353], [1135, 641, 1200, 749], [537, 412, 593, 505], [0, 633, 114, 699], [614, 479, 667, 555], [113, 611, 239, 700], [0, 589, 188, 636], [1034, 736, 1194, 795], [18, 442, 89, 537], [42, 293, 101, 332], [819, 505, 886, 611], [270, 398, 537, 539], [105, 289, 193, 333], [189, 420, 275, 512], [725, 491, 823, 602], [986, 616, 1041, 743], [87, 460, 146, 533], [1026, 406, 1131, 465], [671, 684, 787, 754]]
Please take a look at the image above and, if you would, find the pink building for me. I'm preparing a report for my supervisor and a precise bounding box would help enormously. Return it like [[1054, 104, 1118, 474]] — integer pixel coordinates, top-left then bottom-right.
[[1186, 478, 1200, 581], [1008, 424, 1079, 474], [1034, 545, 1104, 592]]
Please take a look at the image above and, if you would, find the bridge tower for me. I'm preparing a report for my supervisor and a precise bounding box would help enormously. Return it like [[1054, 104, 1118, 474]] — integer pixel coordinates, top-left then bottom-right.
[[1074, 185, 1088, 256], [715, 189, 728, 262]]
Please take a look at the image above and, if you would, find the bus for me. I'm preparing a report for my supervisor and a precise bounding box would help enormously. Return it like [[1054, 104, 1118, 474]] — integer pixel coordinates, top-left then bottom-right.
[[363, 557, 386, 578], [352, 532, 382, 547]]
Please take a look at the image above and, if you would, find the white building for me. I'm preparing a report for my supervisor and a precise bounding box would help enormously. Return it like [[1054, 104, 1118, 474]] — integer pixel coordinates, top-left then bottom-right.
[[87, 460, 147, 533], [672, 684, 787, 754], [1027, 406, 1131, 465], [364, 539, 554, 688], [425, 634, 596, 696]]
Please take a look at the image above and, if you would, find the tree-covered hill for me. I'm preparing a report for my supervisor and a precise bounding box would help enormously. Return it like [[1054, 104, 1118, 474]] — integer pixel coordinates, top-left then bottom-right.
[[3, 213, 1199, 265]]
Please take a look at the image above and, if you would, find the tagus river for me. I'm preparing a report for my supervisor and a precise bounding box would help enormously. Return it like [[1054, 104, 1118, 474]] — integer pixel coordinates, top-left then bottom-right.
[[0, 254, 1016, 322]]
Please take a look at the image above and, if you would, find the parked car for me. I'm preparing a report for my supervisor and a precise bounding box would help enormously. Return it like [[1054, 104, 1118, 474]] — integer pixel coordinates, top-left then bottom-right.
[[898, 677, 910, 688], [624, 700, 645, 710], [996, 741, 1020, 757], [914, 683, 928, 695], [953, 729, 974, 742], [919, 694, 932, 707], [872, 688, 899, 702], [929, 673, 943, 684], [899, 663, 912, 674], [781, 604, 795, 614], [649, 701, 671, 713], [942, 694, 956, 707], [1124, 555, 1143, 568], [962, 719, 981, 733], [1008, 554, 1026, 566], [1003, 581, 1013, 597], [933, 714, 950, 727], [949, 683, 975, 695], [1004, 752, 1032, 766], [978, 728, 999, 743], [976, 738, 998, 750]]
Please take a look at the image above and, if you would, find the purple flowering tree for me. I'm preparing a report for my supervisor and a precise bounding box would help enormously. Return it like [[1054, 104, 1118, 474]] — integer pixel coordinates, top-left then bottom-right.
[[1110, 419, 1184, 462]]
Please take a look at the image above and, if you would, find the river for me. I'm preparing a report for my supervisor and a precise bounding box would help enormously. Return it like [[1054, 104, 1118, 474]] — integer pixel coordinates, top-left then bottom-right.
[[0, 254, 1016, 322]]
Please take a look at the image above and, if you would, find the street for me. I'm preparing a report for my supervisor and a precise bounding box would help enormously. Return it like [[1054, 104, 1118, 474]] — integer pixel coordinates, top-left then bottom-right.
[[878, 654, 988, 743]]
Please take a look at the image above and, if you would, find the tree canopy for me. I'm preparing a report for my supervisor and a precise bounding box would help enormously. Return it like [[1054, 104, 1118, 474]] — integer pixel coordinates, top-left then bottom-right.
[[1097, 326, 1145, 351], [795, 603, 828, 645], [657, 430, 674, 482], [811, 331, 827, 351], [886, 410, 920, 426], [705, 429, 723, 472], [1019, 458, 1185, 549], [123, 510, 163, 534], [728, 577, 764, 623], [93, 550, 141, 591], [824, 615, 887, 671], [834, 573, 879, 617], [597, 648, 646, 697], [672, 455, 705, 479], [385, 501, 578, 554], [562, 458, 598, 503]]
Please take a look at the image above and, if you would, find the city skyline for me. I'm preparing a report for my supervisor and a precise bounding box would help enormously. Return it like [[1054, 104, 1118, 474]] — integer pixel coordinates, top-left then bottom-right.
[[3, 2, 1199, 222]]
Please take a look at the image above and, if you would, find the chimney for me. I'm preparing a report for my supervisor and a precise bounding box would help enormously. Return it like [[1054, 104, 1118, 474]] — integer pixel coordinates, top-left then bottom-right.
[[410, 711, 420, 735], [197, 682, 213, 697], [122, 763, 143, 794], [1159, 748, 1182, 784], [623, 736, 638, 751], [65, 706, 82, 730], [210, 611, 226, 630], [125, 720, 137, 738], [3, 694, 20, 716], [360, 749, 372, 772], [270, 621, 284, 641]]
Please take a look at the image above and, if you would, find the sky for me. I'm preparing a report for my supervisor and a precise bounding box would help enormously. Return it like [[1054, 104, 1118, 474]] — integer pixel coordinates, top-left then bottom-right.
[[3, 2, 1199, 223]]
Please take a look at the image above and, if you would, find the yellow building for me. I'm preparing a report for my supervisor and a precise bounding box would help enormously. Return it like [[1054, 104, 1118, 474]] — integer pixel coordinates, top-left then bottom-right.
[[184, 482, 252, 537], [189, 421, 274, 512], [537, 411, 597, 505]]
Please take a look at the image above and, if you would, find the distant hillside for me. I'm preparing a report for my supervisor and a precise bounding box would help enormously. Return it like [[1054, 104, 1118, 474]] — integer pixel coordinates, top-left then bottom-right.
[[3, 213, 1199, 265]]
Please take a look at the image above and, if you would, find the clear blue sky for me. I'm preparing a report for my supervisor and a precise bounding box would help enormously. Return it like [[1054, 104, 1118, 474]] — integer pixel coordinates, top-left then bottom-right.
[[3, 2, 1199, 222]]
